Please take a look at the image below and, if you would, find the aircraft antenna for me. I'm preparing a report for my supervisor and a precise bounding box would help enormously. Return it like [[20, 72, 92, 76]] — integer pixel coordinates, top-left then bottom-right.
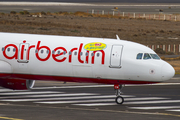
[[116, 35, 120, 40]]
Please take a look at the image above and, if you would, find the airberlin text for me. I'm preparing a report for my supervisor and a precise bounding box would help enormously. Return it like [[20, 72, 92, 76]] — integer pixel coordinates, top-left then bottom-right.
[[2, 41, 105, 64]]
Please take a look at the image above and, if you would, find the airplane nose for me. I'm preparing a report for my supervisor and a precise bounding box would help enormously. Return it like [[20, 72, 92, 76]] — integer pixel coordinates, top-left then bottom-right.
[[162, 63, 175, 81]]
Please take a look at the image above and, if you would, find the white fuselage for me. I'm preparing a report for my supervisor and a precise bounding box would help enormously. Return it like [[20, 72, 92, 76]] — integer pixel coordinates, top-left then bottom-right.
[[0, 32, 175, 84]]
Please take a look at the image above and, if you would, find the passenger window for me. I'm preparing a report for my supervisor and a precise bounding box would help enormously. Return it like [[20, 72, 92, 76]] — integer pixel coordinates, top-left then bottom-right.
[[2, 47, 4, 51], [136, 53, 143, 59], [7, 48, 10, 52], [97, 53, 100, 57], [63, 51, 66, 55], [74, 51, 77, 55], [80, 52, 83, 56], [85, 52, 88, 56], [69, 51, 72, 55], [35, 49, 38, 53], [150, 54, 160, 60], [46, 50, 49, 54], [91, 53, 94, 56], [143, 53, 151, 60], [41, 50, 44, 53], [52, 50, 55, 54], [58, 51, 60, 55]]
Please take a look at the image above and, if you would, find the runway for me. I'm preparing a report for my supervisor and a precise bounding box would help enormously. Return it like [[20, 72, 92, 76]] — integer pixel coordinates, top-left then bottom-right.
[[0, 2, 180, 14], [0, 75, 180, 120]]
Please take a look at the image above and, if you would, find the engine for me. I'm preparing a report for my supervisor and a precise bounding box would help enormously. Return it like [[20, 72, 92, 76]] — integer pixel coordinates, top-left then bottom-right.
[[0, 78, 35, 90]]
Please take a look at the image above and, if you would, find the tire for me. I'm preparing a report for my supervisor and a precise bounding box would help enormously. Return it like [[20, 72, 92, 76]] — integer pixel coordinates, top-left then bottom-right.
[[115, 96, 124, 104]]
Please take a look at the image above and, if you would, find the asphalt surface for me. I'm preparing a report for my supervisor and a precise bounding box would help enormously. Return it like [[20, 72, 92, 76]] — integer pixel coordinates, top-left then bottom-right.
[[0, 75, 180, 120], [0, 2, 180, 14], [0, 0, 180, 3]]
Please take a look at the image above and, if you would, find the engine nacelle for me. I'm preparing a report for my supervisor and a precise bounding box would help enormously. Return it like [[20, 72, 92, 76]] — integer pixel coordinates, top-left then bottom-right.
[[0, 78, 35, 90]]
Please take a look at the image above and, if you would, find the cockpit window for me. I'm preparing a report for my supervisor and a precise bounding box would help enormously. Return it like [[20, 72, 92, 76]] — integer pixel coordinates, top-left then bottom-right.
[[143, 53, 151, 60], [150, 54, 160, 60], [136, 53, 143, 59]]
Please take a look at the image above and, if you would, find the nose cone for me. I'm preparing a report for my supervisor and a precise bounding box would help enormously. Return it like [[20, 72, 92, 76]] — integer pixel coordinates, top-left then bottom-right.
[[162, 63, 175, 81]]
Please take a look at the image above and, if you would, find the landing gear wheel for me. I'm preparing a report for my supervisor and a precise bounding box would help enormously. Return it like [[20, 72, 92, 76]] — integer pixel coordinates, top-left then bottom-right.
[[115, 96, 124, 104]]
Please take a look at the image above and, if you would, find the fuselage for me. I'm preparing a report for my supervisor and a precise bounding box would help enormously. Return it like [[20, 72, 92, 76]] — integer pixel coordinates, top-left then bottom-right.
[[0, 32, 175, 84]]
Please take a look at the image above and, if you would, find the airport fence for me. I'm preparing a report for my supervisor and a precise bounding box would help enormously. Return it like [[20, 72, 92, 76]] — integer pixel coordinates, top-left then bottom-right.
[[86, 9, 180, 54], [147, 44, 180, 54], [87, 9, 180, 21]]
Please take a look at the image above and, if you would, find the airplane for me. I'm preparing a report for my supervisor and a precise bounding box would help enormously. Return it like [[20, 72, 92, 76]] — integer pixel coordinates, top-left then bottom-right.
[[0, 32, 175, 104]]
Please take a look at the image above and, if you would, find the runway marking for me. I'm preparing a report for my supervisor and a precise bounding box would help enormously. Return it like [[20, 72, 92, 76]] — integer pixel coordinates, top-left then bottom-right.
[[0, 95, 134, 102], [171, 78, 180, 80], [73, 103, 116, 106], [0, 88, 180, 114], [0, 91, 62, 95], [35, 99, 115, 104], [74, 99, 180, 106], [129, 106, 180, 110], [124, 100, 180, 105], [0, 2, 90, 6], [0, 116, 23, 120], [32, 83, 180, 90], [0, 103, 8, 105], [35, 97, 168, 104], [125, 97, 168, 101], [166, 109, 180, 112], [0, 89, 28, 92], [0, 89, 14, 92], [0, 93, 98, 99]]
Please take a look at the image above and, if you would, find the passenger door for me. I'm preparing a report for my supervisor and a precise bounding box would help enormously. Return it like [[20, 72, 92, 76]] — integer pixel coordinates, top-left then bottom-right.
[[18, 42, 29, 63], [110, 45, 123, 68], [17, 42, 30, 73]]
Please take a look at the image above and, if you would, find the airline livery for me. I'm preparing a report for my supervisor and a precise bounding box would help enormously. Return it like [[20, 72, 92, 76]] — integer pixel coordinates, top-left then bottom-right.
[[0, 32, 175, 104]]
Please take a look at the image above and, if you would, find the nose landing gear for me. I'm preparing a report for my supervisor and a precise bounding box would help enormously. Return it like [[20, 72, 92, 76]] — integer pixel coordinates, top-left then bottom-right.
[[114, 84, 124, 104]]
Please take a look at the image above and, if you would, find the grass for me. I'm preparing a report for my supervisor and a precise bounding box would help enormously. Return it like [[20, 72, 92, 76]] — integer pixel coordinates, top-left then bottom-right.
[[71, 30, 79, 33], [161, 56, 180, 61]]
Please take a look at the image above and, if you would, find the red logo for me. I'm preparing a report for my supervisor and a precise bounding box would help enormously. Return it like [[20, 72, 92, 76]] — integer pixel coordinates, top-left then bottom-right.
[[2, 41, 105, 64]]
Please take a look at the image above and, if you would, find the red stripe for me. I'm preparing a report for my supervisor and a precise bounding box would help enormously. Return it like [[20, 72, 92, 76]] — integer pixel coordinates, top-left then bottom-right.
[[69, 48, 78, 63], [21, 45, 25, 60], [0, 73, 158, 85], [78, 43, 84, 63]]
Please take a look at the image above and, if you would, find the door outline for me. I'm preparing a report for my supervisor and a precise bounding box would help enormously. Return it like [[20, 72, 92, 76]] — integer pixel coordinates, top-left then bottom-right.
[[109, 45, 123, 68], [17, 43, 30, 63]]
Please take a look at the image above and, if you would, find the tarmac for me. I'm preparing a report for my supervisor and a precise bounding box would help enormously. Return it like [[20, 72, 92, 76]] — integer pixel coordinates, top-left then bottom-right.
[[0, 75, 180, 120], [0, 2, 180, 14]]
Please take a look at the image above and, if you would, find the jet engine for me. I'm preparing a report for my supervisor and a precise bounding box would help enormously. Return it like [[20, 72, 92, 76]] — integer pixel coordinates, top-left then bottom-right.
[[0, 78, 35, 90]]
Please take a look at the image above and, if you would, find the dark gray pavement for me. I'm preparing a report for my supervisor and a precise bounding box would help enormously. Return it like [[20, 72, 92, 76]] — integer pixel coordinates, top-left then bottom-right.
[[0, 75, 180, 120], [0, 2, 180, 14], [0, 0, 180, 3]]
